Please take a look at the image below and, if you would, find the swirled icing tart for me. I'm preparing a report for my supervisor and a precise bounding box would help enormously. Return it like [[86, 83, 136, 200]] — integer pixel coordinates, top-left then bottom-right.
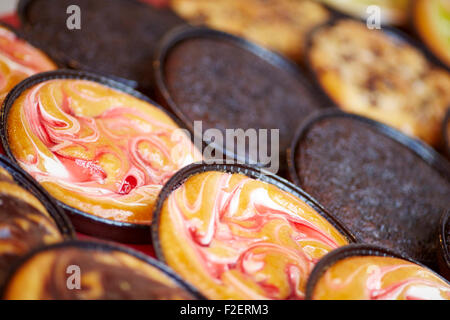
[[20, 0, 184, 92], [0, 166, 63, 286], [307, 19, 450, 146], [0, 25, 56, 104], [161, 29, 325, 170], [3, 244, 198, 300], [317, 0, 410, 26], [170, 0, 329, 62], [156, 170, 349, 299], [311, 256, 450, 300], [6, 78, 201, 224], [292, 112, 450, 268], [413, 0, 450, 69]]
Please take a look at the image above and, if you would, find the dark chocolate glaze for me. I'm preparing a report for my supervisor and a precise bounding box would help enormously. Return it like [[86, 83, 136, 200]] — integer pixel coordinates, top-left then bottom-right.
[[0, 193, 61, 285], [164, 38, 325, 168], [21, 0, 185, 91], [295, 118, 450, 269], [43, 248, 194, 300]]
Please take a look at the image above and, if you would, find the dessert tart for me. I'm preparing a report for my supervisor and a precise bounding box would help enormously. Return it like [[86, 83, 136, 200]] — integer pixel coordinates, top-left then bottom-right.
[[152, 163, 353, 300], [2, 241, 202, 300], [413, 0, 450, 69], [18, 0, 185, 93], [2, 70, 201, 241], [306, 244, 450, 300], [0, 24, 56, 104], [155, 27, 327, 174], [307, 19, 450, 146], [0, 155, 72, 286], [289, 110, 450, 268], [317, 0, 410, 26], [169, 0, 330, 62]]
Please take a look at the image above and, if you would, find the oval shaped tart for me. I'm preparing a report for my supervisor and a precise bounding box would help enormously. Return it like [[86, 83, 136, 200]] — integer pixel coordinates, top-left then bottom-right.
[[2, 241, 201, 300], [307, 19, 450, 146], [153, 164, 352, 299], [289, 110, 450, 268], [5, 72, 201, 225], [0, 24, 56, 104], [307, 245, 450, 300]]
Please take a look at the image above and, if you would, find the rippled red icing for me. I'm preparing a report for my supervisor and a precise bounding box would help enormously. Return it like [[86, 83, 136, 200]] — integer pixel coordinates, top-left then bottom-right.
[[159, 171, 349, 299], [8, 79, 201, 223]]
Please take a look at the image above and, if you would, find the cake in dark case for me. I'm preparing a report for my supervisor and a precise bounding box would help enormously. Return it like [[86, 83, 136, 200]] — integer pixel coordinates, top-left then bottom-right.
[[291, 112, 450, 269]]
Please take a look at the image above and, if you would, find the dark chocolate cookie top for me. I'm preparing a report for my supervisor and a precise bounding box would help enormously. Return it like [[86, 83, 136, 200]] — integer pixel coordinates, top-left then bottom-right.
[[294, 116, 450, 269], [164, 37, 325, 169]]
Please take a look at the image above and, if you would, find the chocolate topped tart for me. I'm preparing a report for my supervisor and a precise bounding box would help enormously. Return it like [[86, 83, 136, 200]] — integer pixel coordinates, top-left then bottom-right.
[[2, 241, 200, 300], [3, 71, 201, 230], [170, 0, 330, 62], [290, 111, 450, 269], [158, 28, 326, 171], [0, 164, 64, 286], [19, 0, 185, 92], [307, 19, 450, 146]]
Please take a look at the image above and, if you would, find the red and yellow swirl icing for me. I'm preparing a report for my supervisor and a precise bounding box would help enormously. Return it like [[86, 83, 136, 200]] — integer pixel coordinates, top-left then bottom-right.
[[312, 256, 450, 300], [7, 79, 201, 223], [159, 171, 349, 299], [0, 26, 56, 103]]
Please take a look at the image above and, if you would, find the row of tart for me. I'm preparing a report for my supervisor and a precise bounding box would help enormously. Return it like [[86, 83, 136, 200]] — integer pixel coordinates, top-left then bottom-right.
[[0, 153, 448, 300]]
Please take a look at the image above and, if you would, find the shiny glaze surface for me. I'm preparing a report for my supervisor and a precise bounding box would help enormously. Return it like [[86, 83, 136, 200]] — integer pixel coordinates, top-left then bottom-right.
[[7, 79, 201, 223]]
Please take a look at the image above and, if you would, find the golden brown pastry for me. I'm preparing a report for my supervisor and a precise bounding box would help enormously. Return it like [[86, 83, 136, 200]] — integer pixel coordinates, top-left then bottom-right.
[[7, 78, 202, 224], [308, 20, 450, 146], [170, 0, 330, 62], [3, 244, 198, 300]]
